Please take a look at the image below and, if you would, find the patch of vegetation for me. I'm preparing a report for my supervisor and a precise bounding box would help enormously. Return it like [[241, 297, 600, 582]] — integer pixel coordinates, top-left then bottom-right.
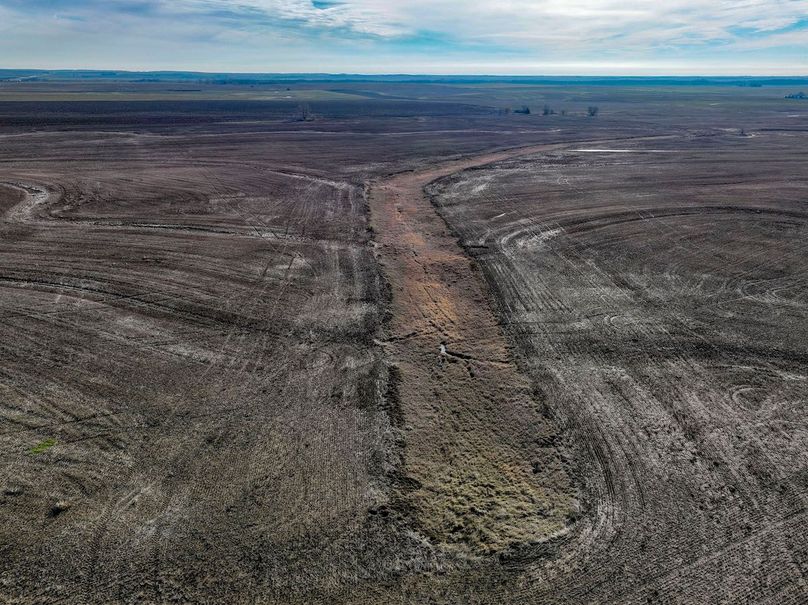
[[410, 453, 573, 554], [29, 438, 57, 455]]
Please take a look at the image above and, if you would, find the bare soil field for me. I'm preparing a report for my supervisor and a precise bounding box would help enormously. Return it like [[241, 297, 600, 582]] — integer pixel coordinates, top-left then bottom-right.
[[428, 133, 808, 603], [0, 82, 806, 603]]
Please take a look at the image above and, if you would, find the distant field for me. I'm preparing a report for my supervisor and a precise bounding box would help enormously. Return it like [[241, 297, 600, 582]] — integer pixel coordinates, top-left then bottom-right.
[[2, 76, 806, 113], [0, 83, 372, 102]]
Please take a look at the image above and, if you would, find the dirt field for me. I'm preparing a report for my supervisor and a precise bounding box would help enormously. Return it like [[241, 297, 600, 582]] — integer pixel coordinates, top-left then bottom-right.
[[0, 81, 806, 603], [427, 131, 808, 603]]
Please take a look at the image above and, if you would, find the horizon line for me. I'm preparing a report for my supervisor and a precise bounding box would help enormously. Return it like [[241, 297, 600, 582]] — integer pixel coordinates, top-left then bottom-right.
[[2, 68, 808, 79]]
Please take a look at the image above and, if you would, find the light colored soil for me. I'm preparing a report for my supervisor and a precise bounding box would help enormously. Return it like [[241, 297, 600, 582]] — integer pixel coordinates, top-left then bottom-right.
[[369, 144, 581, 553]]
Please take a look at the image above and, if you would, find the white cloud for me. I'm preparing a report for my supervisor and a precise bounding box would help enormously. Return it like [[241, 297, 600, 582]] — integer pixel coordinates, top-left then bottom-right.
[[187, 0, 808, 51], [5, 1, 807, 49], [1, 0, 806, 72]]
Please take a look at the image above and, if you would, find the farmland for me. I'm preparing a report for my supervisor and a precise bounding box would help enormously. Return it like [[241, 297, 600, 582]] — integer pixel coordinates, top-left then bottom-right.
[[0, 78, 806, 603]]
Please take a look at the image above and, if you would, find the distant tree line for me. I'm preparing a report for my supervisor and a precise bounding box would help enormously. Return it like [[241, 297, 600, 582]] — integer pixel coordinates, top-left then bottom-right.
[[499, 104, 600, 117]]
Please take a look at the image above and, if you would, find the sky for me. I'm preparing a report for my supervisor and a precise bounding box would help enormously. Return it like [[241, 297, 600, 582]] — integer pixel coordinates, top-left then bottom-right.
[[0, 1, 807, 75]]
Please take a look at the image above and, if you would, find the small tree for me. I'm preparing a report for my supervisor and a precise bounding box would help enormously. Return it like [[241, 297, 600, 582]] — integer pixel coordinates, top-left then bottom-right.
[[543, 105, 553, 116], [587, 106, 599, 117], [296, 103, 312, 121]]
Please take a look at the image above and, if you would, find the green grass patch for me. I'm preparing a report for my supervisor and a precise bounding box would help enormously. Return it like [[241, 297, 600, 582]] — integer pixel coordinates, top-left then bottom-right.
[[29, 438, 57, 455]]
